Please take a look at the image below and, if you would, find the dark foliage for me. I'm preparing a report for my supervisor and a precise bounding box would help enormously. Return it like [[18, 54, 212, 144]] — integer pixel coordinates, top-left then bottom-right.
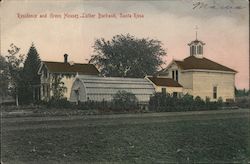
[[149, 93, 223, 112], [44, 97, 72, 109], [90, 34, 166, 77], [0, 55, 10, 97], [235, 88, 249, 97], [76, 91, 139, 112], [22, 43, 41, 85], [19, 43, 41, 104], [235, 97, 250, 108], [111, 90, 139, 111]]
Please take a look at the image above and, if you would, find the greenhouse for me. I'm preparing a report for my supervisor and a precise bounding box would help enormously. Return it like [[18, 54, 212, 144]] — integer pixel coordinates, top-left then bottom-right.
[[69, 75, 155, 103]]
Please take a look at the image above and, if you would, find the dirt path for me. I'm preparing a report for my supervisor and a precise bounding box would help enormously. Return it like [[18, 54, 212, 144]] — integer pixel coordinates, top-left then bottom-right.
[[2, 109, 249, 131]]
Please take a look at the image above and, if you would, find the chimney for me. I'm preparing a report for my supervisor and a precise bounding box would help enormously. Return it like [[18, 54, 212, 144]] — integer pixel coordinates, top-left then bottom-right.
[[64, 54, 68, 63]]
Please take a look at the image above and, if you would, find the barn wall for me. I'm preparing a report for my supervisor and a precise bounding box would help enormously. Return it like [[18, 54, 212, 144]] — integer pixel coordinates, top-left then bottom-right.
[[192, 71, 235, 101]]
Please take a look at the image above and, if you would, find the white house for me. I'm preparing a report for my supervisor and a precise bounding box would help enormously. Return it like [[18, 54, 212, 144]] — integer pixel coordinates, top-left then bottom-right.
[[157, 38, 237, 101], [37, 54, 100, 101]]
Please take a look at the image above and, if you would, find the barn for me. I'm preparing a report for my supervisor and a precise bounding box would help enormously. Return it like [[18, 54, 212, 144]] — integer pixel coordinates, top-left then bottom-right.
[[69, 75, 155, 103]]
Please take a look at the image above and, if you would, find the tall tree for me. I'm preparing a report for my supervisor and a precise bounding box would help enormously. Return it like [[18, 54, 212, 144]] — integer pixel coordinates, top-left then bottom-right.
[[6, 43, 25, 106], [22, 43, 41, 85], [89, 34, 167, 77], [21, 43, 41, 103]]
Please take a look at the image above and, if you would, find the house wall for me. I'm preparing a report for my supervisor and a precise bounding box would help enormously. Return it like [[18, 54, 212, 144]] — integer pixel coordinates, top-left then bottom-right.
[[40, 66, 51, 101], [61, 76, 74, 99], [154, 85, 183, 94], [191, 71, 235, 101], [40, 65, 75, 100], [179, 71, 193, 90]]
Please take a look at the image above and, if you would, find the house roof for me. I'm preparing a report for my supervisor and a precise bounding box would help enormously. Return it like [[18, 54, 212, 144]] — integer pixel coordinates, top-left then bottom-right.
[[174, 56, 237, 72], [147, 76, 182, 87], [42, 61, 100, 75]]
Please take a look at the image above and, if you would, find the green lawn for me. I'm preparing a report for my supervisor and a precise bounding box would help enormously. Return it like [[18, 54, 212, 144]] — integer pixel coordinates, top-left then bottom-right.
[[2, 117, 250, 163]]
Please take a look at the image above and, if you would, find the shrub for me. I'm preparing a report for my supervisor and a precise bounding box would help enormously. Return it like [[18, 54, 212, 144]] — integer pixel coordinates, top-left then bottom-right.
[[149, 93, 224, 112], [235, 97, 250, 108], [46, 97, 71, 109], [111, 90, 138, 111]]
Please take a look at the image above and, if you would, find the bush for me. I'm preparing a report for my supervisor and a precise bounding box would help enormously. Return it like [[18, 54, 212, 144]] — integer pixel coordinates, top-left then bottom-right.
[[76, 99, 110, 111], [111, 90, 138, 111], [149, 93, 223, 112], [235, 97, 250, 108], [46, 97, 71, 109]]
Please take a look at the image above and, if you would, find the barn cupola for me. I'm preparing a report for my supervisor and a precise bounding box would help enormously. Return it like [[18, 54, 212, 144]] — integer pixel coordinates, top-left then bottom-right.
[[188, 26, 205, 58]]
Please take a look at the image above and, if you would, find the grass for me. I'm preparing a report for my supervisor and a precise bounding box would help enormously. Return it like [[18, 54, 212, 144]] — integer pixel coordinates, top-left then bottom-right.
[[2, 117, 250, 163]]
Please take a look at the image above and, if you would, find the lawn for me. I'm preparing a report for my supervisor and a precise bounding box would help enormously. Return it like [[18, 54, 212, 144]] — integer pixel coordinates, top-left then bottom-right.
[[1, 116, 250, 163]]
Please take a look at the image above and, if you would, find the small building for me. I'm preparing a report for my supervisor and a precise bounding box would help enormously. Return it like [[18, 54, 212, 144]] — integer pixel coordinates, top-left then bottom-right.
[[37, 54, 100, 100], [69, 75, 155, 103], [157, 38, 237, 101], [145, 76, 183, 97]]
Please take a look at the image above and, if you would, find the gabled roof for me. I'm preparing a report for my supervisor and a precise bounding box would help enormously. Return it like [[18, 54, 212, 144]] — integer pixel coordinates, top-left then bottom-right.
[[40, 61, 99, 75], [174, 56, 237, 72], [147, 76, 182, 87]]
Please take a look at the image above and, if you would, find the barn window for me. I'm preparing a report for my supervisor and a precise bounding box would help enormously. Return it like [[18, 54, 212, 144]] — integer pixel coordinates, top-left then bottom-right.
[[213, 86, 217, 99], [175, 70, 178, 82], [198, 45, 202, 54], [192, 46, 196, 55], [162, 88, 166, 93], [172, 70, 175, 80]]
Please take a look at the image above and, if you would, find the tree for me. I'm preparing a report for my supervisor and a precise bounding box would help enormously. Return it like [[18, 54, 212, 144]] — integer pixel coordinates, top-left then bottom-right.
[[21, 43, 41, 103], [51, 75, 67, 100], [5, 43, 25, 106], [0, 55, 10, 98], [112, 90, 138, 111], [90, 34, 167, 77], [22, 43, 41, 85]]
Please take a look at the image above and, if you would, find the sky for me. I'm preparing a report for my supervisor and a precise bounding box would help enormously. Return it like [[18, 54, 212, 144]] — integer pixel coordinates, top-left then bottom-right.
[[0, 0, 249, 89]]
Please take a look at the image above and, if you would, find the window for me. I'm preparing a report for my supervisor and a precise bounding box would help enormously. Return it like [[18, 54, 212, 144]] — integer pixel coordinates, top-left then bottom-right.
[[192, 46, 196, 55], [198, 45, 202, 54], [172, 70, 175, 80], [213, 86, 217, 99], [42, 85, 45, 97], [173, 92, 178, 98], [44, 68, 48, 78], [175, 70, 178, 82], [162, 88, 166, 93]]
